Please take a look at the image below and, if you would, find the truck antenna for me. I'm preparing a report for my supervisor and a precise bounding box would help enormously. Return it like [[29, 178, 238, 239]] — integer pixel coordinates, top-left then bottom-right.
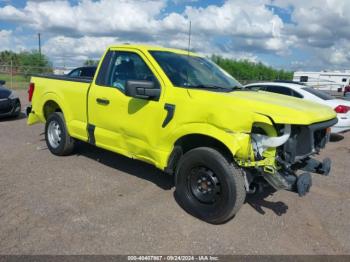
[[187, 20, 192, 55], [186, 20, 192, 87]]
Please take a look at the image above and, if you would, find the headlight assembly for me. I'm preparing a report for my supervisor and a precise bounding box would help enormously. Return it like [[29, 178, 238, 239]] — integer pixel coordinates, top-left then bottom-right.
[[251, 124, 291, 159], [8, 91, 18, 100]]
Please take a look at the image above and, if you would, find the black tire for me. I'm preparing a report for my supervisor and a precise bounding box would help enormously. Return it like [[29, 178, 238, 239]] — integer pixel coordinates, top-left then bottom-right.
[[175, 147, 246, 224], [45, 112, 75, 156], [12, 99, 21, 118]]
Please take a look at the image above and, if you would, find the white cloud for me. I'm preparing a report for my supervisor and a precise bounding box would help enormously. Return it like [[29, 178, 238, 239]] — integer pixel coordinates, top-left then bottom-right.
[[0, 30, 12, 49], [0, 0, 282, 41], [42, 35, 120, 65], [171, 0, 198, 4], [2, 0, 350, 69], [273, 0, 350, 69], [0, 5, 28, 22], [0, 0, 287, 66], [0, 0, 166, 37], [0, 30, 28, 52], [0, 0, 285, 54], [274, 0, 350, 47]]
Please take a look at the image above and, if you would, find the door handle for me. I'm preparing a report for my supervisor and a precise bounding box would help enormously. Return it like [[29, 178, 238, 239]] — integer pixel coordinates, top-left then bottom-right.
[[96, 98, 110, 105]]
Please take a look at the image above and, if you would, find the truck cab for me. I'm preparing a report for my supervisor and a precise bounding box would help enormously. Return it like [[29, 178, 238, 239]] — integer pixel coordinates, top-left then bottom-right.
[[27, 45, 337, 224]]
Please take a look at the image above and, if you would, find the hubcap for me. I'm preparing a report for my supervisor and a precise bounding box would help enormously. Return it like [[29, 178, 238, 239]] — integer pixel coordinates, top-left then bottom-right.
[[188, 166, 221, 204], [47, 120, 61, 149]]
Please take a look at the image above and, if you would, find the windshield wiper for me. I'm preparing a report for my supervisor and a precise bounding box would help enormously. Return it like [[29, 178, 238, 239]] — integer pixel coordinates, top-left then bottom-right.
[[231, 85, 243, 91]]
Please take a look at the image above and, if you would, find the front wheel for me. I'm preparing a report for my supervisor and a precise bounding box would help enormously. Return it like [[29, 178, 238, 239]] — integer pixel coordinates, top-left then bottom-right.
[[175, 147, 246, 224], [45, 112, 75, 156], [12, 99, 21, 118]]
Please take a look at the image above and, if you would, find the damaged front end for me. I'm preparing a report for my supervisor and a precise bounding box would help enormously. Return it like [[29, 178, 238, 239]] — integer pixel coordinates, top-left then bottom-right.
[[236, 117, 338, 197]]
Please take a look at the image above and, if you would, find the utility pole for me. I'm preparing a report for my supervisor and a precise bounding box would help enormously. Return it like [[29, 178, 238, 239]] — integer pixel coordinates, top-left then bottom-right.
[[10, 59, 13, 89], [38, 33, 42, 59]]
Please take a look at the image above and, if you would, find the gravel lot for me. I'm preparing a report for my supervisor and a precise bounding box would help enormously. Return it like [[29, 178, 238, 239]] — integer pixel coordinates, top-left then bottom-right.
[[0, 90, 349, 255]]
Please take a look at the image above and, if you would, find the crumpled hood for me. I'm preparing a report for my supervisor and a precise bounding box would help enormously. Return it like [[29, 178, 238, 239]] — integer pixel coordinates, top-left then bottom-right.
[[0, 86, 11, 99], [189, 90, 337, 125]]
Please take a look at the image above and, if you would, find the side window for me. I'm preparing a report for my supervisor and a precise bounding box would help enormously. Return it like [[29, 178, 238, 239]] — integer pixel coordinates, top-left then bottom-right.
[[95, 51, 113, 86], [292, 90, 303, 98], [107, 52, 156, 92], [300, 76, 308, 82], [81, 68, 96, 77], [265, 86, 293, 96], [245, 85, 264, 91], [69, 69, 81, 77]]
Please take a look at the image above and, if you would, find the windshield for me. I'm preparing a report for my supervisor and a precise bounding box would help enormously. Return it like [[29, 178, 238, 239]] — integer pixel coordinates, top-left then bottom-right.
[[302, 87, 334, 100], [150, 51, 242, 91]]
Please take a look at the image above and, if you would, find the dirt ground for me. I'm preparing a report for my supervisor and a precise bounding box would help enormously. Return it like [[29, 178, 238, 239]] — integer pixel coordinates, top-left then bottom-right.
[[0, 90, 349, 255]]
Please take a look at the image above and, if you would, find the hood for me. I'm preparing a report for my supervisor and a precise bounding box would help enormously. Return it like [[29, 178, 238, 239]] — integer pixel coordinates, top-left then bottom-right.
[[189, 90, 337, 125], [0, 86, 11, 99]]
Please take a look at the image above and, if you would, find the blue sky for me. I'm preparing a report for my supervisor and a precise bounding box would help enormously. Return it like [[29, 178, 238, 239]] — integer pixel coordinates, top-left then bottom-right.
[[0, 0, 349, 70]]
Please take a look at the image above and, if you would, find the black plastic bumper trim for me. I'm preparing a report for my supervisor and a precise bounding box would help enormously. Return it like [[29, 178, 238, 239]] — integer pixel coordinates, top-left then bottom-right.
[[87, 124, 96, 145]]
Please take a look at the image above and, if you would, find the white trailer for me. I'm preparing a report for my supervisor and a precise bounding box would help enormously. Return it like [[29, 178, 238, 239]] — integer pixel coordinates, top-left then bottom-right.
[[293, 71, 350, 92]]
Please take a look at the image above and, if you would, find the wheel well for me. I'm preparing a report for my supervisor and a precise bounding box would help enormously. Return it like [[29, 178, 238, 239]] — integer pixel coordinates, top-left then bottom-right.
[[43, 100, 62, 120], [165, 134, 234, 174]]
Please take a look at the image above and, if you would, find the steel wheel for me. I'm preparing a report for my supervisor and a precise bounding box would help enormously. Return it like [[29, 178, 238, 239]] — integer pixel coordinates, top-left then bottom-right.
[[45, 112, 75, 156], [188, 166, 221, 204], [47, 120, 61, 149], [175, 147, 246, 224]]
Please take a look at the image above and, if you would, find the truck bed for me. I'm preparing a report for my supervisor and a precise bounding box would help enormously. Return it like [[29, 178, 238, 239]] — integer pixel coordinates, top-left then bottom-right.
[[28, 74, 92, 141]]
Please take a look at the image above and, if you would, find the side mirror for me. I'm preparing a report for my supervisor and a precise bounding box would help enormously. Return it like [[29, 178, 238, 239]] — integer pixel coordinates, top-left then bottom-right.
[[0, 80, 5, 86], [125, 80, 160, 100]]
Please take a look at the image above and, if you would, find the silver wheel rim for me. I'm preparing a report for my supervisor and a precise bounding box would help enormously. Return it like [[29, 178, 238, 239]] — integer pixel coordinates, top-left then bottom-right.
[[47, 120, 62, 149]]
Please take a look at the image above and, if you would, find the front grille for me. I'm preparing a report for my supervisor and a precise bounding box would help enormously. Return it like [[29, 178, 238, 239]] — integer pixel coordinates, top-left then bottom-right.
[[280, 118, 337, 163]]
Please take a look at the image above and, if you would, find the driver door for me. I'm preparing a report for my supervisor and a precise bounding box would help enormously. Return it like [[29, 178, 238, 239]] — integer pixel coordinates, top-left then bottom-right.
[[87, 49, 166, 163]]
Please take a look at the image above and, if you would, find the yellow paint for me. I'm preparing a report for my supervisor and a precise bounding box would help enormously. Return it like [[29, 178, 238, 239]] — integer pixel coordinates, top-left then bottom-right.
[[27, 44, 337, 170]]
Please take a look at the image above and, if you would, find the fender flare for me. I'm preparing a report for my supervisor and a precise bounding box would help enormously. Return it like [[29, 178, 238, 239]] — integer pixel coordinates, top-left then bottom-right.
[[37, 93, 76, 135], [39, 92, 69, 121]]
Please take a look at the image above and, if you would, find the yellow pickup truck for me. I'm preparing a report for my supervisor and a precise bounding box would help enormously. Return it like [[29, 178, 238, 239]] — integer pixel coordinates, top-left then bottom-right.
[[27, 45, 337, 223]]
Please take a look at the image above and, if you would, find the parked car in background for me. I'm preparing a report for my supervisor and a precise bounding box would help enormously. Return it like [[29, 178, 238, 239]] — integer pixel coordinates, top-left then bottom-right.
[[0, 80, 21, 118], [245, 81, 350, 133], [344, 85, 350, 96], [345, 92, 350, 100], [67, 66, 97, 78]]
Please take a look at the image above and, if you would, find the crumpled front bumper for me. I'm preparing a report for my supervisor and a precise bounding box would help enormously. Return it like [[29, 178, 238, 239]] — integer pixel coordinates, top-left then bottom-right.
[[244, 118, 337, 197], [264, 156, 331, 196]]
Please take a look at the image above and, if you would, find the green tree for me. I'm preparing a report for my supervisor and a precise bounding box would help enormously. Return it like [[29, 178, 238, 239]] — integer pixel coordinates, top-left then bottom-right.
[[84, 59, 99, 66], [211, 55, 293, 83], [18, 51, 52, 73], [0, 51, 20, 66], [0, 50, 52, 78]]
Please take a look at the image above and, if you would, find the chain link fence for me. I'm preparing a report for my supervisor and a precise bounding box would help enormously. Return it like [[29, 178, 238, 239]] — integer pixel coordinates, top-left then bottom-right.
[[0, 64, 343, 99], [0, 65, 264, 90], [0, 64, 76, 90]]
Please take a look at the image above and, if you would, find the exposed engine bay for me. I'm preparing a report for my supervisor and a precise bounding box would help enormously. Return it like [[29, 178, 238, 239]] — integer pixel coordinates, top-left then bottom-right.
[[247, 118, 338, 197]]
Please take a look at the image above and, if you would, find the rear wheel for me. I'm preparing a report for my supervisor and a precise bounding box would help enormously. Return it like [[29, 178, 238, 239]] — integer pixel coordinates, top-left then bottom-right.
[[175, 147, 246, 224], [45, 112, 75, 156]]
